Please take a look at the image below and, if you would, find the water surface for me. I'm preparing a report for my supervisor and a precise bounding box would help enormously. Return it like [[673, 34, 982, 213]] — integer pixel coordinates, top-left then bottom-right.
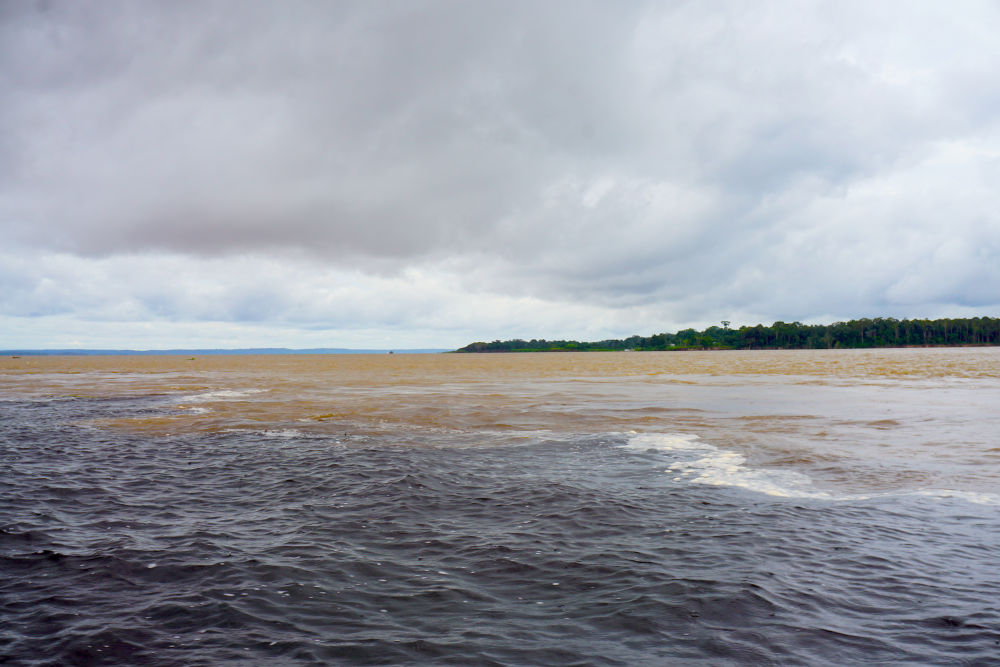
[[2, 349, 998, 664]]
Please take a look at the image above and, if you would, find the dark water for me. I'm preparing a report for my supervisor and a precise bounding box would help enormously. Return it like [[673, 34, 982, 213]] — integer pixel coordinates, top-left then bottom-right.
[[2, 393, 1000, 666]]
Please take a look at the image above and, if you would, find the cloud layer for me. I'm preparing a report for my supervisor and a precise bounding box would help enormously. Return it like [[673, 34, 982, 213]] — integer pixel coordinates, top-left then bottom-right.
[[2, 1, 999, 348]]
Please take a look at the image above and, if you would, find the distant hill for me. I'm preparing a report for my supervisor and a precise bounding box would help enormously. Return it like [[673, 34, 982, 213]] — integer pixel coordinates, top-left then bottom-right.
[[2, 348, 448, 356]]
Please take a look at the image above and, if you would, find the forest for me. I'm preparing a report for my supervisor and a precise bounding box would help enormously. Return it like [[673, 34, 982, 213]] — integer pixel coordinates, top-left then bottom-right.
[[455, 317, 1000, 352]]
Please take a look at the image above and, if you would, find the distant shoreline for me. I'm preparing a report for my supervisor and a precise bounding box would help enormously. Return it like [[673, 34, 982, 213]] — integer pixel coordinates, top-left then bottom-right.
[[454, 317, 1000, 352], [1, 348, 449, 356], [452, 343, 999, 353]]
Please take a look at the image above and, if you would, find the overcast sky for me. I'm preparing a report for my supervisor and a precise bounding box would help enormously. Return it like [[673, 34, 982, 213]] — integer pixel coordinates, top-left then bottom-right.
[[2, 1, 999, 349]]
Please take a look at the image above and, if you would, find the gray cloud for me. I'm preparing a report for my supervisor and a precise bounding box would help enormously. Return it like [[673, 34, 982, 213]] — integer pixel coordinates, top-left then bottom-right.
[[3, 1, 636, 257], [2, 1, 1000, 347]]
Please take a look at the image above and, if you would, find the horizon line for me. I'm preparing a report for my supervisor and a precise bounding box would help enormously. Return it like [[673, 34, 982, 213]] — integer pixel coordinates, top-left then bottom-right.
[[2, 347, 451, 356]]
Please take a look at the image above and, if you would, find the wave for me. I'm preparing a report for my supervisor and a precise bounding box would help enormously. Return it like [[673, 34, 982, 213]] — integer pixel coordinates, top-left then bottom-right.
[[177, 388, 268, 403], [219, 427, 332, 440], [623, 432, 845, 500], [622, 433, 1000, 505], [911, 489, 1000, 505]]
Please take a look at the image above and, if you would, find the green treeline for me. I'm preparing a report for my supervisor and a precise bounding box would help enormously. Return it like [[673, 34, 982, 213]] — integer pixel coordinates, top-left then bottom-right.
[[455, 317, 1000, 352]]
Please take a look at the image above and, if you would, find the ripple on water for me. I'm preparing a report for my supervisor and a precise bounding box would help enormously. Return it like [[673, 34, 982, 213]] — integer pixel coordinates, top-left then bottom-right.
[[2, 393, 1000, 665]]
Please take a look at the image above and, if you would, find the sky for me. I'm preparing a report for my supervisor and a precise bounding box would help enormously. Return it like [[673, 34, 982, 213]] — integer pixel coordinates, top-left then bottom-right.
[[2, 1, 1000, 350]]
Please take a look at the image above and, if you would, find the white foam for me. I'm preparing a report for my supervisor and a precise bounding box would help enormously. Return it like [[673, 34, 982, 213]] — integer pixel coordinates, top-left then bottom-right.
[[912, 489, 1000, 505], [622, 432, 702, 452], [260, 429, 305, 439], [668, 449, 837, 499], [179, 388, 266, 403], [623, 433, 1000, 506], [624, 432, 842, 500], [220, 427, 320, 440]]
